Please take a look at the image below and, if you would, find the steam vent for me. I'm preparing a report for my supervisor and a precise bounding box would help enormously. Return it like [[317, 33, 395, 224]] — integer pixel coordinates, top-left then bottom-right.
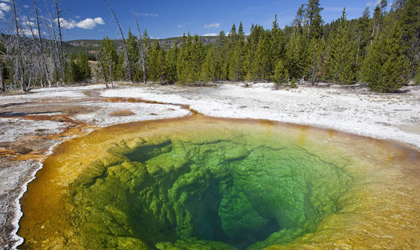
[[18, 116, 420, 249]]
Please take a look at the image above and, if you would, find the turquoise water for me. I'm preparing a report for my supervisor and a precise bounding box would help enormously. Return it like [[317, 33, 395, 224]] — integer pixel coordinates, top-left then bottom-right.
[[19, 117, 420, 249], [65, 120, 353, 249]]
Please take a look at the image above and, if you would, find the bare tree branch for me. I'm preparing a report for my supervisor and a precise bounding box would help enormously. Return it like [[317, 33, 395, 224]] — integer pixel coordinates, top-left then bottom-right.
[[96, 52, 109, 88], [104, 0, 133, 83], [33, 0, 51, 87], [54, 0, 66, 84], [132, 10, 147, 84]]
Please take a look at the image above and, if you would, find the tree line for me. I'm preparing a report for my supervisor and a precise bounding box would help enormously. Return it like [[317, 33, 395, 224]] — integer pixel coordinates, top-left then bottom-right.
[[96, 0, 420, 92], [1, 0, 419, 93]]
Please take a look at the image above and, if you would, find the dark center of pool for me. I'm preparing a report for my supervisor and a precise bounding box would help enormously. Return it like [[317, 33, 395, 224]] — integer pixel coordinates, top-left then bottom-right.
[[69, 130, 352, 249]]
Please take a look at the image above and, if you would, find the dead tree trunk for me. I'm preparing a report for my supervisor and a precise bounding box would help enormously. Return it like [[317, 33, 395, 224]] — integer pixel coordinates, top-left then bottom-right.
[[133, 11, 147, 84], [11, 0, 27, 92], [105, 52, 114, 88], [33, 0, 51, 87], [12, 0, 19, 38], [104, 0, 133, 83], [45, 7, 61, 87], [55, 0, 66, 84], [96, 52, 109, 88]]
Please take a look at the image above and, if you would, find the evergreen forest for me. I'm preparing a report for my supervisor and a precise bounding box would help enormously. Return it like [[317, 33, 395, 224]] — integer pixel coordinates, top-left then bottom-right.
[[1, 0, 420, 93]]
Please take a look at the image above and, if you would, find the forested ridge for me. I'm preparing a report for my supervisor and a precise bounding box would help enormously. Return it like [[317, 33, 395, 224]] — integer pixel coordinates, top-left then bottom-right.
[[1, 0, 419, 93]]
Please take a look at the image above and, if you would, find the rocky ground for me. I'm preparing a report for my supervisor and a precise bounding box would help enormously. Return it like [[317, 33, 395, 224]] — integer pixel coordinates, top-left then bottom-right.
[[0, 82, 419, 249]]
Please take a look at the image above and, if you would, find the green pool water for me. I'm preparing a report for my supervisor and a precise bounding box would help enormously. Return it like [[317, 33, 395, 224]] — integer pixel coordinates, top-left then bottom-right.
[[18, 117, 420, 249]]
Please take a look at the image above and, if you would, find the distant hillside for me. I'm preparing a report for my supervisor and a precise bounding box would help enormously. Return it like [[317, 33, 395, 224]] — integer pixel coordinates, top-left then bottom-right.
[[65, 36, 218, 54]]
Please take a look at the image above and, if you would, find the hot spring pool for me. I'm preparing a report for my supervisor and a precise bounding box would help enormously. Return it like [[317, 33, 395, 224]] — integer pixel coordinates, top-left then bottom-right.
[[18, 116, 420, 249]]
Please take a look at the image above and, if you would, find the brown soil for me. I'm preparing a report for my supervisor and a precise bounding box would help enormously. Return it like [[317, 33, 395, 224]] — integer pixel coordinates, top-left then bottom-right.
[[108, 109, 135, 116]]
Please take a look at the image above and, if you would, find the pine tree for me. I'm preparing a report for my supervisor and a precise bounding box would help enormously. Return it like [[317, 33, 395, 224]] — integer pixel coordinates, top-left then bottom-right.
[[362, 24, 409, 92], [229, 39, 245, 81], [308, 38, 326, 84], [260, 31, 273, 80], [293, 4, 305, 30], [191, 35, 205, 82], [229, 22, 245, 81], [372, 1, 387, 39], [156, 49, 166, 83], [99, 37, 119, 83], [148, 40, 164, 82], [380, 0, 388, 16], [213, 30, 225, 80], [78, 52, 91, 82], [143, 30, 152, 51], [69, 52, 91, 83], [221, 25, 239, 80], [126, 29, 141, 82], [325, 9, 358, 84], [68, 53, 78, 83], [396, 0, 420, 77], [115, 53, 125, 80], [217, 30, 226, 48], [286, 6, 312, 80], [415, 64, 420, 84], [286, 29, 311, 80], [177, 33, 194, 84], [272, 60, 290, 88], [242, 41, 252, 81], [165, 41, 178, 83], [217, 30, 229, 80], [356, 8, 372, 61], [228, 24, 238, 44], [238, 22, 245, 40], [202, 47, 217, 82], [247, 25, 265, 80], [272, 14, 286, 64], [305, 0, 324, 40], [143, 30, 152, 82]]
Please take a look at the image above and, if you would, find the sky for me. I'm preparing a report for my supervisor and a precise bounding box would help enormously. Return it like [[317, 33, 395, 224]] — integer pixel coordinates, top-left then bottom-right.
[[0, 0, 383, 41]]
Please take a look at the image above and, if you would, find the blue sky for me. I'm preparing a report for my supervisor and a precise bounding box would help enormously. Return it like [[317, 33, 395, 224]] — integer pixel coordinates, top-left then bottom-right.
[[0, 0, 382, 41]]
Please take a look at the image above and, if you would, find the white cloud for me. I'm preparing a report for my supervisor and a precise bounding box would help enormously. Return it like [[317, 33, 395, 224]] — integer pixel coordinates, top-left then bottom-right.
[[21, 28, 39, 37], [0, 2, 10, 19], [76, 18, 98, 29], [177, 25, 182, 28], [23, 4, 29, 8], [77, 17, 105, 29], [203, 33, 218, 36], [0, 2, 11, 12], [93, 17, 105, 25], [23, 21, 36, 26], [138, 13, 158, 17], [75, 15, 81, 19], [56, 18, 76, 29], [204, 23, 220, 28], [366, 0, 380, 7], [55, 17, 105, 30], [0, 0, 11, 2]]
